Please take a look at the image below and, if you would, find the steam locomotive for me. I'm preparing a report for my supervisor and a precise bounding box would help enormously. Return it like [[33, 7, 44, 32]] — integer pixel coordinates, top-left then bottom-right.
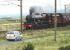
[[23, 6, 70, 29], [23, 13, 70, 29]]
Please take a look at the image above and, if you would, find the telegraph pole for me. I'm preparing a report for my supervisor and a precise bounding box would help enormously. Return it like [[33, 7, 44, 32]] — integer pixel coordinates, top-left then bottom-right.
[[54, 0, 57, 41], [65, 5, 66, 15], [20, 0, 23, 32]]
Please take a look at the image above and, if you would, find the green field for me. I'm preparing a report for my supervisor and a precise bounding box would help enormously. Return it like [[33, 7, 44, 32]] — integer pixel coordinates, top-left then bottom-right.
[[0, 23, 20, 31], [0, 29, 70, 50], [0, 20, 70, 50], [22, 29, 70, 50]]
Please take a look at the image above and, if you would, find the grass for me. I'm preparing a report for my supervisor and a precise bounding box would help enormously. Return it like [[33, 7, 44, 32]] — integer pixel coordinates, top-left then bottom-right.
[[0, 41, 26, 50], [22, 29, 70, 50], [0, 23, 20, 31], [0, 21, 70, 50], [0, 29, 70, 50], [0, 19, 69, 50]]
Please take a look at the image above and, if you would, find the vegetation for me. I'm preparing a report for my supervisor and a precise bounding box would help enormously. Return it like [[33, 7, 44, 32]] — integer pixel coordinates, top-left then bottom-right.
[[0, 20, 70, 50], [0, 28, 70, 50], [23, 42, 34, 50], [59, 45, 70, 50]]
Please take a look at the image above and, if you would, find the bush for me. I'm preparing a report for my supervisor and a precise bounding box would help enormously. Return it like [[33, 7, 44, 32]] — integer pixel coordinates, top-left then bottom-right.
[[59, 46, 70, 50], [22, 42, 34, 50]]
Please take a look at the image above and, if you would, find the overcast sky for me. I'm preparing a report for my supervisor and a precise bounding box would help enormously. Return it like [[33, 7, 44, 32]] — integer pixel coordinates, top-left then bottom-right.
[[0, 0, 70, 17]]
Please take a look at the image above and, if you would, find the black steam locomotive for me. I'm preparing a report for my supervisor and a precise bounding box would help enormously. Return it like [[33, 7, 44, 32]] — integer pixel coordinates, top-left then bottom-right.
[[23, 6, 70, 29]]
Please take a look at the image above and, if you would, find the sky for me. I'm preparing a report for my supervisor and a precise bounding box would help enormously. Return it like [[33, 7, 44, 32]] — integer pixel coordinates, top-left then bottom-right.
[[0, 0, 70, 18]]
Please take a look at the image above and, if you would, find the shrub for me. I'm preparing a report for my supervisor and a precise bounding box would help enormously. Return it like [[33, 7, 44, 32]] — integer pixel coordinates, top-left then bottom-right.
[[22, 42, 34, 50], [59, 46, 70, 50]]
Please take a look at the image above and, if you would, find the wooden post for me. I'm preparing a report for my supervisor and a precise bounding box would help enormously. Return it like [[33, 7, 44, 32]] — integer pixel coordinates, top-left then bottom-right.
[[54, 0, 57, 41], [20, 0, 23, 32]]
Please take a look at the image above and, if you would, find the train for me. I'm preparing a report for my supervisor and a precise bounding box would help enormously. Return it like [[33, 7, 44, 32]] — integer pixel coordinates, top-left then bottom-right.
[[23, 13, 70, 29], [23, 6, 70, 29]]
